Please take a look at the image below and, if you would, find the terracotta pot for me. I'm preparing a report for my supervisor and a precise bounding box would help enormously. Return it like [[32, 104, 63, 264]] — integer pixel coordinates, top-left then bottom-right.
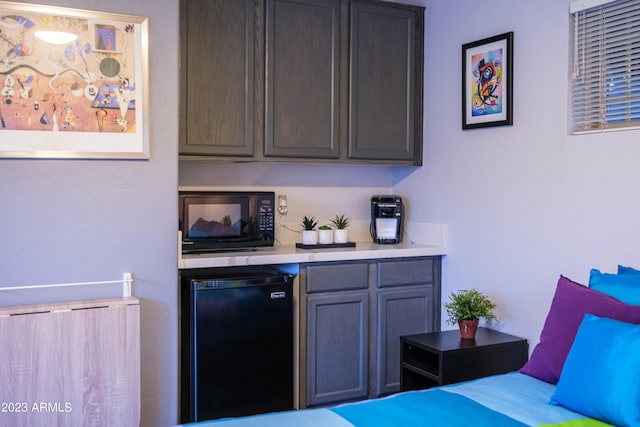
[[458, 319, 479, 339]]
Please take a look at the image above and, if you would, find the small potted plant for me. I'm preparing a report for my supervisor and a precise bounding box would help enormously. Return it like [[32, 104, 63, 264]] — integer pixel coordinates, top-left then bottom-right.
[[444, 289, 497, 339], [318, 225, 334, 244], [301, 215, 319, 245], [330, 213, 350, 244]]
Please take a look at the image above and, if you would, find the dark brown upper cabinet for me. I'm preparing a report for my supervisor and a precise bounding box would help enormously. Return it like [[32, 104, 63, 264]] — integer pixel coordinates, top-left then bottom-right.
[[349, 0, 423, 163], [264, 0, 344, 159], [179, 0, 262, 157], [179, 0, 424, 165]]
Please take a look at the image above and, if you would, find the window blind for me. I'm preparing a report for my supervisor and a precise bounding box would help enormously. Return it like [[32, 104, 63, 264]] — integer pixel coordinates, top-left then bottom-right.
[[570, 0, 640, 133], [570, 0, 617, 14]]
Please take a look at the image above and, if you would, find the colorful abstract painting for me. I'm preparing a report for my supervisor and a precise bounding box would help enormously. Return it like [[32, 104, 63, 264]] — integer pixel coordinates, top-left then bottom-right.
[[471, 48, 503, 117], [0, 2, 148, 158], [462, 32, 513, 129]]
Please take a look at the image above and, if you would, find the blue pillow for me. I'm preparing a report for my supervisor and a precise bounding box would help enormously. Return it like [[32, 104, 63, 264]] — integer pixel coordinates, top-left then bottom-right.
[[619, 265, 640, 275], [589, 269, 640, 305], [551, 314, 640, 426]]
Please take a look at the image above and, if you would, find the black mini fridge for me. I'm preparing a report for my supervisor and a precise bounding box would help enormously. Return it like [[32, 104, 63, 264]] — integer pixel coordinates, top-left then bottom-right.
[[180, 267, 295, 423]]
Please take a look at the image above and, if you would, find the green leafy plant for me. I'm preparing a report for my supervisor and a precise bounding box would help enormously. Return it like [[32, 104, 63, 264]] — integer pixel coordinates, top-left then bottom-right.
[[330, 213, 350, 230], [444, 289, 497, 324], [301, 216, 318, 231], [318, 225, 332, 230]]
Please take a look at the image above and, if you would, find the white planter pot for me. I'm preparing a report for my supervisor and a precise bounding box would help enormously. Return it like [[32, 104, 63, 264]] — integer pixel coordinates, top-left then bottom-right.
[[301, 230, 318, 245], [333, 229, 349, 244], [318, 229, 334, 244]]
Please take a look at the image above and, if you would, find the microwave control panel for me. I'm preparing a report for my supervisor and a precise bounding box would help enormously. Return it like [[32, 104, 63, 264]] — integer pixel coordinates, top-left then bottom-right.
[[257, 196, 275, 240]]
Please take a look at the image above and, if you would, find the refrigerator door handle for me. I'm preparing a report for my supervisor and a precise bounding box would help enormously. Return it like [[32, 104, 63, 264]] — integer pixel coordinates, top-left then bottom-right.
[[194, 274, 290, 290]]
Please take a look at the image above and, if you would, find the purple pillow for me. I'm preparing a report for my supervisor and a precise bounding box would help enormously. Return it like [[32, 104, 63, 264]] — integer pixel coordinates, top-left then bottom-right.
[[520, 275, 640, 384]]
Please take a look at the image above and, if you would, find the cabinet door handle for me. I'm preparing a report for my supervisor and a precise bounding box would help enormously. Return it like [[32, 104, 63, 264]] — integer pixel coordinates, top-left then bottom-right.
[[271, 291, 286, 299]]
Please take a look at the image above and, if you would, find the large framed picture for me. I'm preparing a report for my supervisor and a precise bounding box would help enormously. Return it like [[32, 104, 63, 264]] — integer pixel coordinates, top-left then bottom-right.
[[0, 1, 149, 159], [462, 32, 513, 130]]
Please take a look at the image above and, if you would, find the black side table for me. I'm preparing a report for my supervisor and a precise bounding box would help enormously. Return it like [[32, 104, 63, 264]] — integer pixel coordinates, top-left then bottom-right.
[[400, 327, 528, 391]]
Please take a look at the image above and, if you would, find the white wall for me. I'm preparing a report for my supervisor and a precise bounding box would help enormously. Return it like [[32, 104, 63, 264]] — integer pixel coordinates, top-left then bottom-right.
[[396, 0, 640, 342], [0, 0, 179, 426]]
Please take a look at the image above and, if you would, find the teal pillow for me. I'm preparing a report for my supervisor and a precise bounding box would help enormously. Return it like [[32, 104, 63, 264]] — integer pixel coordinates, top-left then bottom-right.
[[589, 269, 640, 305], [551, 314, 640, 426], [619, 265, 640, 275]]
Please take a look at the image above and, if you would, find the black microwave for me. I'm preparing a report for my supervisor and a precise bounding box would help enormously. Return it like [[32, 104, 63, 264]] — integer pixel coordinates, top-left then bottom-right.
[[179, 191, 275, 253]]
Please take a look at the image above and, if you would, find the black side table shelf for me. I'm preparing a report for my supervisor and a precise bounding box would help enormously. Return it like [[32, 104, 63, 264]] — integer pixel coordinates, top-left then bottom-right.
[[400, 327, 528, 392]]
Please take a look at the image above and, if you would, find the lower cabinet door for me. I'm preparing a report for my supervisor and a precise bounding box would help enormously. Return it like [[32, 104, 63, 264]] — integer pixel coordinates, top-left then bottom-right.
[[306, 291, 369, 406], [375, 286, 434, 396]]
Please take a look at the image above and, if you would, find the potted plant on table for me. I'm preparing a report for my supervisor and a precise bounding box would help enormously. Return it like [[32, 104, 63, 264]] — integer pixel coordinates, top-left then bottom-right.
[[318, 225, 334, 244], [330, 213, 350, 244], [444, 289, 497, 339], [301, 215, 319, 245]]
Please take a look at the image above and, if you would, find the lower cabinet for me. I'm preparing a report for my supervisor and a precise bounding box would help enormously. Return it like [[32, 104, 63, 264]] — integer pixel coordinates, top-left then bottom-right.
[[300, 256, 441, 407], [375, 286, 434, 396], [306, 291, 369, 406]]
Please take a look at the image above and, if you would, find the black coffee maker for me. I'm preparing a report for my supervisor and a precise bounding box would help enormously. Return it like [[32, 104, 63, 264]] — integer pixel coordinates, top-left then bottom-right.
[[370, 195, 403, 244]]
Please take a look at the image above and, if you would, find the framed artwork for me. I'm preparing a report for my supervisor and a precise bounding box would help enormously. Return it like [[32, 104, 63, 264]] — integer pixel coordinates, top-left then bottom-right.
[[462, 32, 513, 130], [0, 1, 149, 159]]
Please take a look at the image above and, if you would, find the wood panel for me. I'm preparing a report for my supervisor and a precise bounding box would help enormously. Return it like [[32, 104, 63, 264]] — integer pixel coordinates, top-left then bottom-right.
[[375, 286, 433, 395], [306, 291, 368, 406], [304, 262, 369, 293], [0, 298, 140, 427], [180, 0, 260, 156], [378, 258, 435, 288], [264, 0, 342, 158], [349, 1, 423, 162]]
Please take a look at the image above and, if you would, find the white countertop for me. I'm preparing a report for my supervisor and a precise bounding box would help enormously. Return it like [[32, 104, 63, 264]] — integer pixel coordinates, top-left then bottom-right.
[[179, 241, 446, 269]]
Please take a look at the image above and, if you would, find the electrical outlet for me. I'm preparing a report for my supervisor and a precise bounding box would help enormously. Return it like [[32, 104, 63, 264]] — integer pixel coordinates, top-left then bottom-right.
[[278, 194, 288, 216]]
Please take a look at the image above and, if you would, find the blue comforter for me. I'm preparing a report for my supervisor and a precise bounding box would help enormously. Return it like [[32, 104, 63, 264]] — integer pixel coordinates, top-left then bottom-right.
[[181, 373, 609, 426]]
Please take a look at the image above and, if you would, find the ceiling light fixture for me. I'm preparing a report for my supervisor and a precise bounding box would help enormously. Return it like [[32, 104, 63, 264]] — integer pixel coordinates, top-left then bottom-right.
[[34, 30, 78, 45]]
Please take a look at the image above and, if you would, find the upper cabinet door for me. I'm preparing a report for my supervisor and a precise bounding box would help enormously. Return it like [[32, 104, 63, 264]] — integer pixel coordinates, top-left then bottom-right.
[[349, 1, 424, 163], [179, 0, 424, 164], [264, 0, 343, 159], [180, 0, 261, 156]]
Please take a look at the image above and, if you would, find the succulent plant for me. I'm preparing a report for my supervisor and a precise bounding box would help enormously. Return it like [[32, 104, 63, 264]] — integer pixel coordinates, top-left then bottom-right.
[[330, 213, 350, 230], [301, 215, 318, 231]]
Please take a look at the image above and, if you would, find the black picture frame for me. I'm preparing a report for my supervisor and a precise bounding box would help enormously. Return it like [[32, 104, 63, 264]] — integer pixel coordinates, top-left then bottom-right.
[[462, 32, 513, 130]]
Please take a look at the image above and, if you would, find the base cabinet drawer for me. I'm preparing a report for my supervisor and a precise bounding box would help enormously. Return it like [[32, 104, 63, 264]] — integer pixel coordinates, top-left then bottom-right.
[[304, 262, 369, 293], [378, 258, 435, 287]]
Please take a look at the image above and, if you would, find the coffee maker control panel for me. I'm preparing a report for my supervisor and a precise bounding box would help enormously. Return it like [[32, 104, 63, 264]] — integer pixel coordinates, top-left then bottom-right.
[[370, 195, 403, 244]]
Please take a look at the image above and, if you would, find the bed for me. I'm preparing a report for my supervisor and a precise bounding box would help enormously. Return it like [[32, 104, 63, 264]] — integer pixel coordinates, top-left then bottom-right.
[[180, 268, 640, 427]]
